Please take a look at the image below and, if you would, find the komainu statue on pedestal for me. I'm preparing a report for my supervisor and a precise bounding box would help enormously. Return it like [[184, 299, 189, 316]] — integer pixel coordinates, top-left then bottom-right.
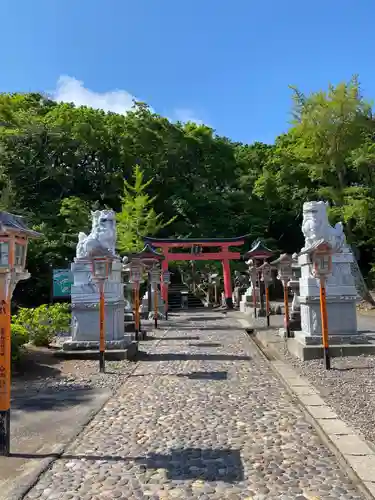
[[76, 210, 117, 259], [301, 201, 346, 253]]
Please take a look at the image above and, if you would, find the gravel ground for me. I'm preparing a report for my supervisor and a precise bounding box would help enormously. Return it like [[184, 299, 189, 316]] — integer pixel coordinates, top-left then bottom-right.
[[11, 321, 166, 399], [24, 311, 365, 500], [12, 359, 138, 397], [271, 337, 375, 450]]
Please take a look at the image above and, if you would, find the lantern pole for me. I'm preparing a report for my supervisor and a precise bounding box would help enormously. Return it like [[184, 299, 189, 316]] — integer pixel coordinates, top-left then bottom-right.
[[91, 256, 112, 373], [128, 259, 143, 341], [0, 214, 41, 456], [134, 283, 140, 340], [249, 263, 257, 318], [282, 279, 290, 338], [162, 270, 170, 320], [154, 287, 158, 329], [308, 241, 332, 370], [99, 279, 105, 373], [258, 262, 272, 328], [0, 268, 11, 457], [150, 266, 162, 329], [271, 254, 293, 339], [319, 276, 330, 370]]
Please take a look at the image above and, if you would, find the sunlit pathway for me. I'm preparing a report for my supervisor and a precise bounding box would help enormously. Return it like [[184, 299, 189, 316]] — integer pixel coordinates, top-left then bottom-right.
[[25, 311, 364, 500]]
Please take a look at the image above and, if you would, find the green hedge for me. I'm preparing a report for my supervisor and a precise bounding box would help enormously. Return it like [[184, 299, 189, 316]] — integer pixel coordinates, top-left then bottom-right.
[[12, 303, 71, 347]]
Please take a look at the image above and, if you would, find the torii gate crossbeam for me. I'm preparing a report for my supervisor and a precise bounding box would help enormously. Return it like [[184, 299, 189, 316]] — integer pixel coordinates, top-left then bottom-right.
[[143, 236, 247, 309]]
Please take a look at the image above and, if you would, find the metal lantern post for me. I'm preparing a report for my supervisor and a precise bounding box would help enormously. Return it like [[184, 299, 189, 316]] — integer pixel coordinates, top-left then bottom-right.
[[125, 245, 164, 333], [129, 259, 143, 340], [249, 263, 258, 318], [271, 254, 293, 338], [162, 270, 171, 319], [310, 242, 333, 370], [258, 262, 272, 327], [243, 240, 274, 316], [0, 213, 40, 456], [91, 256, 112, 373], [150, 267, 161, 328]]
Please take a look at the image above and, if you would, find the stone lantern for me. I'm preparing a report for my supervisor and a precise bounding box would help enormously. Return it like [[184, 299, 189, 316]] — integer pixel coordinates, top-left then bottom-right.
[[0, 212, 41, 456], [289, 253, 301, 331]]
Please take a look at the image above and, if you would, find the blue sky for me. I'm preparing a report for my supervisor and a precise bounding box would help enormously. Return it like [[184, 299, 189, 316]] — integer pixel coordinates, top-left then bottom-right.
[[1, 0, 374, 144]]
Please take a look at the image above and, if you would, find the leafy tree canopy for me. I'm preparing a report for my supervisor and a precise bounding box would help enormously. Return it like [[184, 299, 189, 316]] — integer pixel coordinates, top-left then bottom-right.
[[1, 76, 375, 305]]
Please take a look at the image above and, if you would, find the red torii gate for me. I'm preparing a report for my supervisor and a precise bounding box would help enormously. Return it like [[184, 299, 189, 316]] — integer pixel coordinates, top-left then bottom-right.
[[143, 235, 247, 309]]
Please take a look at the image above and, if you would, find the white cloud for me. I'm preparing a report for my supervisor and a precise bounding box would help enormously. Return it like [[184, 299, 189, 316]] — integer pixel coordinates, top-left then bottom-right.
[[51, 76, 204, 125], [52, 75, 137, 114], [172, 108, 203, 125]]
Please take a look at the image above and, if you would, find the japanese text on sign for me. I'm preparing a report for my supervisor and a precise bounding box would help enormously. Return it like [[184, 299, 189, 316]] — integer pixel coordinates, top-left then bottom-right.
[[0, 366, 6, 394], [0, 328, 4, 357]]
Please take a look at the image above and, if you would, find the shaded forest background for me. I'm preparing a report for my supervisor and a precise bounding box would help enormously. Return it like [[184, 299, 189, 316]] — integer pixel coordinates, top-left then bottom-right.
[[1, 76, 375, 306]]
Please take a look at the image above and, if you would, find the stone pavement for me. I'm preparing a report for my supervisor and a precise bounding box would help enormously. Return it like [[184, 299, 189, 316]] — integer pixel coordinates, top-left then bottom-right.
[[24, 311, 365, 500]]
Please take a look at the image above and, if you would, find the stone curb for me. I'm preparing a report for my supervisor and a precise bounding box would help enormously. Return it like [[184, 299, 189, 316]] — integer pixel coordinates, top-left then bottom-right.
[[237, 317, 375, 500], [5, 392, 113, 500], [7, 325, 172, 500]]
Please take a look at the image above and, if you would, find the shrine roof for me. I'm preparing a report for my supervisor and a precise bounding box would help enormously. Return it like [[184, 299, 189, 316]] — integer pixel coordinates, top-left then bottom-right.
[[126, 243, 164, 261], [143, 235, 248, 245], [244, 239, 273, 258], [0, 211, 41, 238]]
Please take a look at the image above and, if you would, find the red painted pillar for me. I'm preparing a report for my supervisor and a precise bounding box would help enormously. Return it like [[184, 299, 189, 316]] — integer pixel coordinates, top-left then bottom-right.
[[222, 258, 233, 309], [161, 259, 169, 303]]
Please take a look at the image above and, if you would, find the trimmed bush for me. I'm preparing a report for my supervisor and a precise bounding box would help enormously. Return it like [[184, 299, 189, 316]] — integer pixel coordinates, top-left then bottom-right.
[[12, 303, 71, 347], [11, 323, 29, 366]]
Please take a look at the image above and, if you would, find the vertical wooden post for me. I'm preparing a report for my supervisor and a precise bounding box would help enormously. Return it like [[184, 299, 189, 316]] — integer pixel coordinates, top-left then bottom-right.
[[161, 260, 169, 310], [137, 285, 140, 337], [134, 285, 139, 340], [0, 293, 11, 456], [319, 278, 330, 370], [252, 286, 257, 318], [99, 281, 105, 373], [222, 258, 233, 308], [265, 285, 270, 327], [0, 238, 13, 456], [283, 281, 290, 338], [154, 286, 158, 329], [164, 279, 169, 320]]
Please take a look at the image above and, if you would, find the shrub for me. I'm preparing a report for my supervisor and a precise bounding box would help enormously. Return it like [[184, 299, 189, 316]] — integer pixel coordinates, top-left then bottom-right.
[[12, 303, 71, 347], [11, 323, 29, 366]]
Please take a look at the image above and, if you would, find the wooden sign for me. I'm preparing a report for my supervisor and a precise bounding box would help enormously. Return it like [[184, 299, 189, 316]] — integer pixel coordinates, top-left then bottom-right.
[[0, 298, 10, 412]]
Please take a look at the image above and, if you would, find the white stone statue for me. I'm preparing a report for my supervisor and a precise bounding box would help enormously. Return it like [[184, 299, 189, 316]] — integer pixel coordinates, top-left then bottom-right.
[[301, 201, 346, 253], [76, 209, 117, 259]]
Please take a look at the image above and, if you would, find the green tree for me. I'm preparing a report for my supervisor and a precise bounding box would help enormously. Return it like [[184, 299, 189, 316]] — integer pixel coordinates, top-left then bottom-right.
[[289, 75, 372, 203], [116, 165, 176, 253]]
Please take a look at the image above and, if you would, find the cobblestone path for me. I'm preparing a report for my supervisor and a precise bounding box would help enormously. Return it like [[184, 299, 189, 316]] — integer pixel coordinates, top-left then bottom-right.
[[25, 311, 365, 500]]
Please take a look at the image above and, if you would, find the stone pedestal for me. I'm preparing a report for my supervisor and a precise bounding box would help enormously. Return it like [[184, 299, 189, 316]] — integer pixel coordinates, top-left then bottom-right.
[[140, 288, 165, 319], [290, 248, 374, 359], [239, 285, 261, 315], [123, 283, 134, 324], [63, 258, 133, 352], [289, 279, 301, 331], [285, 200, 375, 360], [299, 249, 357, 336]]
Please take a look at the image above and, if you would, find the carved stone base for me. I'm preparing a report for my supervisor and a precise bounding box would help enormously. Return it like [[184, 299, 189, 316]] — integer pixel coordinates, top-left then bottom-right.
[[290, 311, 301, 332], [288, 334, 375, 361], [58, 340, 138, 361], [240, 292, 261, 314], [62, 338, 132, 351], [71, 300, 126, 342], [294, 330, 369, 346], [300, 297, 357, 337]]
